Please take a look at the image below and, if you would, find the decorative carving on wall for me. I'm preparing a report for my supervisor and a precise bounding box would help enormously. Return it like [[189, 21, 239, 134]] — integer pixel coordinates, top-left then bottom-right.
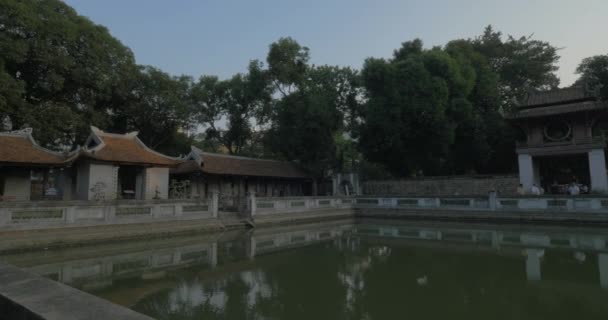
[[543, 120, 572, 142], [90, 181, 107, 201], [169, 180, 191, 199]]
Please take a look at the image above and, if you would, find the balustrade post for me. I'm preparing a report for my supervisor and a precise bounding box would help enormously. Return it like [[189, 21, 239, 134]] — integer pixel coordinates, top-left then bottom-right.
[[0, 208, 11, 227], [64, 207, 75, 223], [488, 191, 497, 211]]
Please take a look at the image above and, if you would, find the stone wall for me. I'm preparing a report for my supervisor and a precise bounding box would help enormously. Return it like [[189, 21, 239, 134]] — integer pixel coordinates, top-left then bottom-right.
[[362, 175, 519, 196]]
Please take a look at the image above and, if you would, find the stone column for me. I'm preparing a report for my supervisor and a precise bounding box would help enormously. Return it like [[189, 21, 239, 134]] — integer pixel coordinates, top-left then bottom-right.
[[588, 149, 608, 193], [525, 249, 544, 281], [518, 153, 535, 193]]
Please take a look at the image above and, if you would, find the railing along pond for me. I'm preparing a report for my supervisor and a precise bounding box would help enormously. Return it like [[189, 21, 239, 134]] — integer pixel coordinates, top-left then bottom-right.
[[0, 198, 214, 230], [4, 192, 608, 231]]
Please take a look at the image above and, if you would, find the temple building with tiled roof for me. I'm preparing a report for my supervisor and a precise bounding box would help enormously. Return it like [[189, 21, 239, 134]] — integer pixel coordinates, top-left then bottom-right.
[[508, 85, 608, 194], [0, 127, 183, 202], [0, 129, 78, 201], [73, 127, 183, 200], [172, 146, 313, 199]]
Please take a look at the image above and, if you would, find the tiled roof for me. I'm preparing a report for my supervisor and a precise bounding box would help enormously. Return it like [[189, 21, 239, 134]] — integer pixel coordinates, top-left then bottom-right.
[[0, 132, 71, 165], [83, 128, 181, 166], [172, 149, 310, 179], [509, 100, 608, 119], [520, 86, 597, 108]]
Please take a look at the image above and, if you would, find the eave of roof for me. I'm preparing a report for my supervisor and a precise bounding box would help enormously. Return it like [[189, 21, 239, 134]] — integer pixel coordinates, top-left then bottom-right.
[[82, 127, 183, 167], [171, 148, 310, 179], [0, 131, 78, 166], [507, 101, 608, 120]]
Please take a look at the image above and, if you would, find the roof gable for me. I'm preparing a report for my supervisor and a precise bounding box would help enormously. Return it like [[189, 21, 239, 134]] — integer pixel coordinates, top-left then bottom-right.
[[82, 127, 182, 166], [0, 129, 75, 165]]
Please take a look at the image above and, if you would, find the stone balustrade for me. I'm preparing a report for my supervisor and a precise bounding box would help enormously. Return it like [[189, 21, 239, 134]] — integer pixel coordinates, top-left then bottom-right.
[[252, 196, 355, 216], [0, 198, 213, 231], [4, 194, 608, 231], [350, 195, 608, 213]]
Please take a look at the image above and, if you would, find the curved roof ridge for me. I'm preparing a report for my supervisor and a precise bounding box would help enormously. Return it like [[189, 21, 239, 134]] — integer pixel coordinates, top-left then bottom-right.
[[196, 150, 293, 164]]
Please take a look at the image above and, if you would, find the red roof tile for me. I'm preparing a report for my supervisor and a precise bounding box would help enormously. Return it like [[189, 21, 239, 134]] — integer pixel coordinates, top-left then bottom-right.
[[0, 134, 70, 165], [173, 150, 310, 179], [83, 129, 181, 166]]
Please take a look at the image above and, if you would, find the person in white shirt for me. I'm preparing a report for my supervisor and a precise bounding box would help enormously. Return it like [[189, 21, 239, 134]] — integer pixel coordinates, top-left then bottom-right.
[[530, 184, 541, 196], [568, 182, 580, 195]]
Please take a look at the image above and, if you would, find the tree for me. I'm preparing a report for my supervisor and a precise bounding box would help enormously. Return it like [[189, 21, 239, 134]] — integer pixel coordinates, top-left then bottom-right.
[[0, 0, 137, 148], [266, 37, 310, 97], [472, 25, 560, 111], [221, 60, 272, 155], [264, 38, 363, 186], [575, 54, 608, 100], [110, 66, 194, 155], [359, 41, 460, 177]]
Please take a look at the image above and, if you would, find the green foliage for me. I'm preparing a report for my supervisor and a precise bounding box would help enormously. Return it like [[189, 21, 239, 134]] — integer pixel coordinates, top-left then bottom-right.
[[267, 37, 310, 96], [0, 2, 566, 180], [472, 25, 560, 111], [263, 39, 362, 179], [576, 54, 608, 100], [109, 66, 194, 155], [0, 0, 137, 147]]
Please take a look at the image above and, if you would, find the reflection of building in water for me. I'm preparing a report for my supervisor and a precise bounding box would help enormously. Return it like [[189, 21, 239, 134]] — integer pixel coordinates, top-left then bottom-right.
[[353, 224, 608, 289], [7, 220, 608, 315], [525, 249, 544, 281], [600, 254, 608, 289], [17, 223, 352, 294]]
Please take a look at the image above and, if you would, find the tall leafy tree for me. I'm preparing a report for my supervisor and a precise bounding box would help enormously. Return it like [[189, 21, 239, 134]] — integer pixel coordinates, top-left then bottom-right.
[[472, 25, 560, 111], [0, 0, 137, 147], [359, 41, 456, 177], [263, 38, 361, 187], [110, 66, 194, 155], [222, 60, 272, 155], [575, 54, 608, 100]]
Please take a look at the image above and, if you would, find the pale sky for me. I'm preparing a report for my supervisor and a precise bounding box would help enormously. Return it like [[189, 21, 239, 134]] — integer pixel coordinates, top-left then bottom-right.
[[65, 0, 608, 86]]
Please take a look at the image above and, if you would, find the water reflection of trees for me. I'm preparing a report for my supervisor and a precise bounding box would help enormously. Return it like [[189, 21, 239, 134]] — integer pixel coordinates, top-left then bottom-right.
[[36, 227, 608, 320]]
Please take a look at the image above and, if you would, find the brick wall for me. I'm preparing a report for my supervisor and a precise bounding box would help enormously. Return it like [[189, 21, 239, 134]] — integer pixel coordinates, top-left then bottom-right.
[[362, 175, 519, 196]]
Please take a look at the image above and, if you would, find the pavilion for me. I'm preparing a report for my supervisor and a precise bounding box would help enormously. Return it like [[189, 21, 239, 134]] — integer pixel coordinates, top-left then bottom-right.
[[0, 127, 182, 201], [509, 85, 608, 194]]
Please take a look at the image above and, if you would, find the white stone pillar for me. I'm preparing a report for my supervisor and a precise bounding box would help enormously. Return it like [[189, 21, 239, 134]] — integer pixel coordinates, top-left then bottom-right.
[[210, 191, 219, 218], [525, 249, 544, 281], [588, 149, 608, 193], [518, 154, 534, 193], [248, 191, 256, 218]]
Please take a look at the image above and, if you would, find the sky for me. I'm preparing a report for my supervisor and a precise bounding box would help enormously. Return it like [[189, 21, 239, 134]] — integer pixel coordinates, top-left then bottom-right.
[[65, 0, 608, 87]]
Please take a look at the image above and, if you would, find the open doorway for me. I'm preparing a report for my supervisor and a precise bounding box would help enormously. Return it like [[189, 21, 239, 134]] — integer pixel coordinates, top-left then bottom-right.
[[117, 166, 142, 199], [537, 154, 590, 194]]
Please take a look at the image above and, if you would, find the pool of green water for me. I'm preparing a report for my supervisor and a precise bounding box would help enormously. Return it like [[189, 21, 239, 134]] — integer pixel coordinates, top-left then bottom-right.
[[3, 219, 608, 319]]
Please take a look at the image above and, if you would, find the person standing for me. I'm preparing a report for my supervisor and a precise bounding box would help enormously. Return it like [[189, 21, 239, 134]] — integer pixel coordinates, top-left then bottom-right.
[[531, 184, 541, 196]]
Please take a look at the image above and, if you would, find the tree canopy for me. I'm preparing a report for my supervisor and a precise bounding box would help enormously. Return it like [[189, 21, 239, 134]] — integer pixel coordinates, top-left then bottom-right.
[[575, 54, 608, 100], [1, 0, 581, 183]]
